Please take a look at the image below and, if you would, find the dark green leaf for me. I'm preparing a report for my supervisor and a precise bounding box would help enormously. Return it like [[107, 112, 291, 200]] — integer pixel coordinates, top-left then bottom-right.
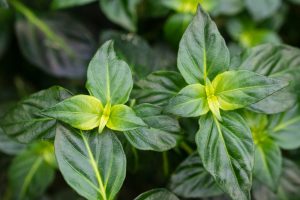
[[245, 0, 281, 21], [268, 105, 300, 150], [100, 30, 155, 78], [16, 13, 95, 78], [9, 141, 56, 200], [99, 0, 141, 32], [125, 104, 179, 151], [86, 40, 133, 105], [135, 71, 186, 106], [134, 188, 179, 200], [178, 6, 230, 84], [169, 153, 222, 198], [0, 127, 26, 155], [52, 0, 96, 9], [196, 112, 254, 200], [254, 137, 282, 191], [233, 44, 300, 113], [1, 86, 72, 143], [212, 0, 243, 16], [55, 126, 126, 200]]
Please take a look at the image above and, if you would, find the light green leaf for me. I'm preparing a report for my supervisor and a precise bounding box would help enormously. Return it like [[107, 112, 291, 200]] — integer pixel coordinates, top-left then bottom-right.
[[245, 0, 281, 21], [169, 153, 222, 198], [165, 84, 209, 117], [178, 5, 230, 84], [1, 86, 72, 143], [9, 141, 56, 200], [107, 104, 146, 131], [52, 0, 97, 9], [212, 70, 288, 110], [254, 137, 282, 191], [86, 40, 133, 105], [135, 71, 186, 106], [134, 188, 179, 200], [125, 104, 179, 151], [234, 44, 300, 114], [268, 105, 300, 150], [43, 95, 103, 131], [99, 0, 141, 32], [0, 127, 25, 155], [55, 125, 126, 200], [196, 112, 254, 200]]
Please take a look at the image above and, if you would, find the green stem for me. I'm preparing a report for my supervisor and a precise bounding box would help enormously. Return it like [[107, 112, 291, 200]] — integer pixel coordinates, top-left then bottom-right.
[[162, 152, 169, 177], [180, 141, 193, 155]]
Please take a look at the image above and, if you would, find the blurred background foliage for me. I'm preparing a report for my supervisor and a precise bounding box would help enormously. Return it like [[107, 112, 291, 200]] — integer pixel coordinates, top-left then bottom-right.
[[1, 0, 300, 199]]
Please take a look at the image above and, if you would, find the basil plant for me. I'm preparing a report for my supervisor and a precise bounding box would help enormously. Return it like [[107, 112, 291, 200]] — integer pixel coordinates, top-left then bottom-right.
[[165, 6, 288, 200]]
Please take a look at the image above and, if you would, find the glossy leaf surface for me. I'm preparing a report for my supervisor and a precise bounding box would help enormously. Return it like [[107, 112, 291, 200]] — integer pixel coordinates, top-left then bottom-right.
[[196, 112, 254, 200], [178, 6, 230, 84], [55, 126, 126, 200], [169, 153, 222, 198], [135, 71, 186, 106], [86, 40, 133, 105], [212, 70, 288, 110], [43, 95, 103, 131], [165, 84, 209, 117], [1, 86, 72, 143], [125, 104, 178, 151], [107, 104, 146, 131]]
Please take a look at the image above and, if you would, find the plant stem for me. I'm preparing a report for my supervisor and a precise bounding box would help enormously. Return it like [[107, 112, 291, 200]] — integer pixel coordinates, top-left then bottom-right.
[[180, 141, 193, 155]]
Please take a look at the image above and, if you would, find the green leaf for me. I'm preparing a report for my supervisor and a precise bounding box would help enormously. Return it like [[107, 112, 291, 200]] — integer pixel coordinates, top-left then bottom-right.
[[245, 0, 281, 21], [86, 40, 133, 105], [254, 137, 282, 191], [196, 112, 254, 200], [164, 13, 193, 48], [212, 0, 243, 16], [107, 104, 146, 131], [165, 84, 209, 117], [99, 0, 141, 32], [125, 104, 179, 151], [212, 70, 288, 110], [1, 86, 72, 143], [268, 105, 300, 150], [52, 0, 96, 9], [43, 95, 103, 131], [161, 0, 200, 13], [134, 188, 179, 200], [234, 44, 300, 114], [169, 153, 222, 198], [135, 71, 186, 106], [178, 5, 230, 84], [9, 141, 56, 200], [15, 13, 95, 78], [55, 125, 126, 200], [0, 127, 25, 155]]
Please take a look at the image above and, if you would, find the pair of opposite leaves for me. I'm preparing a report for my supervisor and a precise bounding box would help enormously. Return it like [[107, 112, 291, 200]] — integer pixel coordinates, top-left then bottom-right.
[[43, 40, 147, 134]]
